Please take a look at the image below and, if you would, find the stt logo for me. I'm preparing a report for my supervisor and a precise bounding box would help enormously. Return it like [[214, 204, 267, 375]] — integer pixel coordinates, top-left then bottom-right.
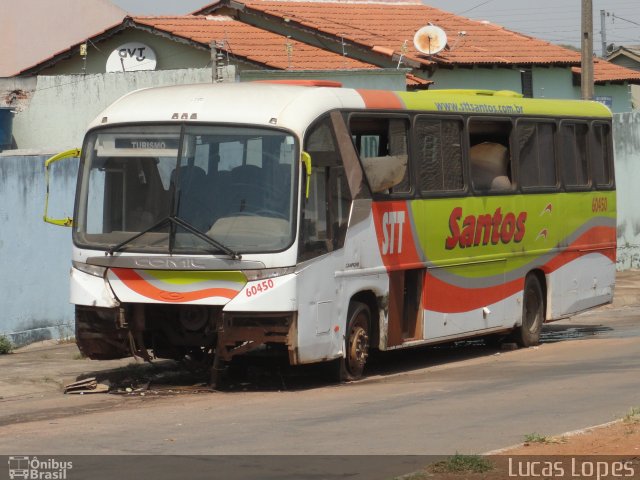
[[382, 211, 405, 255]]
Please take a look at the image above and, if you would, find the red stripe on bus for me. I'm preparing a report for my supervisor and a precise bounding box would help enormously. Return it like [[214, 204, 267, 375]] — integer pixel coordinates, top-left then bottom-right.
[[357, 90, 404, 109], [372, 201, 422, 270], [110, 268, 240, 303]]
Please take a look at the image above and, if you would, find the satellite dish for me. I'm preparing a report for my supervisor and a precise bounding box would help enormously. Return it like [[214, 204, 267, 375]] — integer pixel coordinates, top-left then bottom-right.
[[413, 25, 448, 55]]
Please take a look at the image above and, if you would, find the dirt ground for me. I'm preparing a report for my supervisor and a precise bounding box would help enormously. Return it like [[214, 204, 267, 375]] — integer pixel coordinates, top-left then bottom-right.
[[405, 418, 640, 479]]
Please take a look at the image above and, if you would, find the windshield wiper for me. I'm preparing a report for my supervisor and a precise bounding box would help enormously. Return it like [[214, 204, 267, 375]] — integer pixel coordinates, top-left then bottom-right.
[[106, 216, 241, 260]]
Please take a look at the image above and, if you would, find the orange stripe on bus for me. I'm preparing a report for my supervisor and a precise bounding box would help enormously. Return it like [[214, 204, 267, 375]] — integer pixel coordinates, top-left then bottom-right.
[[111, 269, 240, 303], [423, 226, 616, 313], [424, 272, 522, 314], [357, 89, 404, 109]]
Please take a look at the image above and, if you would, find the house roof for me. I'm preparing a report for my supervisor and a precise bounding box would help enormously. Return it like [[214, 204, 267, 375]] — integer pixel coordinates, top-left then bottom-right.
[[573, 58, 640, 85], [17, 15, 376, 75], [132, 15, 376, 71], [607, 45, 640, 65], [196, 0, 583, 68]]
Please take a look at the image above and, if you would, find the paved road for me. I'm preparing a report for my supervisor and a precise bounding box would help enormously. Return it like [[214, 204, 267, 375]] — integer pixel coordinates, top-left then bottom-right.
[[1, 305, 639, 461]]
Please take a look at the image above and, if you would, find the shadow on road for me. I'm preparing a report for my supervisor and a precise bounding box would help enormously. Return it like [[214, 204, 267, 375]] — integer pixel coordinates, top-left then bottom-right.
[[73, 320, 614, 395]]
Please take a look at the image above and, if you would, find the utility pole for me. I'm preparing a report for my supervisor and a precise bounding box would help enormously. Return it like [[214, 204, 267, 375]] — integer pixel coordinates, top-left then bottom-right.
[[600, 9, 607, 58], [210, 41, 216, 83], [581, 0, 594, 100]]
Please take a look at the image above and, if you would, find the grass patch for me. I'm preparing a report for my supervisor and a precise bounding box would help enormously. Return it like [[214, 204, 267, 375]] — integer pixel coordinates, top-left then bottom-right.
[[0, 335, 13, 354], [623, 406, 640, 423], [431, 454, 493, 474], [72, 352, 86, 360], [524, 432, 554, 444]]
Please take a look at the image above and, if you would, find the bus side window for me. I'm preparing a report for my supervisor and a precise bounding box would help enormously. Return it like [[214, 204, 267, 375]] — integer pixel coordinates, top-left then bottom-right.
[[415, 117, 464, 193], [561, 122, 589, 188], [350, 116, 410, 195], [468, 119, 513, 193], [300, 117, 351, 261], [591, 123, 613, 188], [517, 121, 557, 189]]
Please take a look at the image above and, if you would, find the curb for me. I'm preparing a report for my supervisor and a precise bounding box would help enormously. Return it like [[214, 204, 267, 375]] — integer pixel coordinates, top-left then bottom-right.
[[483, 419, 622, 455]]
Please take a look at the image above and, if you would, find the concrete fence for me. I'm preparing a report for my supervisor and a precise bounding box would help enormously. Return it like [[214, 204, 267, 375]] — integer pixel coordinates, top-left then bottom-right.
[[614, 112, 640, 270]]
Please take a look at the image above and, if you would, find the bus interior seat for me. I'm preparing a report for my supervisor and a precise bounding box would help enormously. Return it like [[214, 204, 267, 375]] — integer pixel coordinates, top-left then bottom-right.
[[171, 165, 213, 230], [125, 157, 170, 231], [268, 163, 292, 214], [469, 142, 512, 191], [230, 164, 264, 213]]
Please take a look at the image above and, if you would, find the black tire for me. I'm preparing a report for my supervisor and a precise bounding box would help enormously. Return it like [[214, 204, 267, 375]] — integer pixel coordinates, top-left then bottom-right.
[[515, 274, 544, 347], [338, 301, 371, 382]]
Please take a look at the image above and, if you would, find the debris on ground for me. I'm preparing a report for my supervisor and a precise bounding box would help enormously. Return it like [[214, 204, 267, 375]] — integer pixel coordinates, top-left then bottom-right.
[[64, 377, 109, 394]]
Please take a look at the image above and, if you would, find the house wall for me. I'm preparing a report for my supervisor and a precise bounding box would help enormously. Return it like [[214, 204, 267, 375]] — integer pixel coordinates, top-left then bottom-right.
[[239, 68, 409, 90], [609, 56, 640, 72], [429, 66, 633, 113], [41, 30, 212, 75]]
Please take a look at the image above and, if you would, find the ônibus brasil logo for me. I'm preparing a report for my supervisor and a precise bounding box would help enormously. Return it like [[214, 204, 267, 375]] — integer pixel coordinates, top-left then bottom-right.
[[8, 456, 73, 480]]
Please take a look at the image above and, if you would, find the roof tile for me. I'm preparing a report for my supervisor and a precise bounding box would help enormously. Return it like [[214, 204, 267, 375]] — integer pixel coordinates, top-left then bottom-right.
[[133, 15, 375, 71], [234, 0, 581, 66]]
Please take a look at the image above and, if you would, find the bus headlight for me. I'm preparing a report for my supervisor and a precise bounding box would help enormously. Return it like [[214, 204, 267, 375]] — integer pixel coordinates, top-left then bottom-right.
[[244, 266, 295, 281], [72, 261, 107, 278]]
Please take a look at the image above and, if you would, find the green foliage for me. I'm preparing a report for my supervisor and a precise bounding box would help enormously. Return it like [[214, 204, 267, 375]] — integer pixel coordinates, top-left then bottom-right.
[[431, 453, 493, 474], [624, 407, 640, 423], [0, 335, 14, 354], [524, 432, 550, 443]]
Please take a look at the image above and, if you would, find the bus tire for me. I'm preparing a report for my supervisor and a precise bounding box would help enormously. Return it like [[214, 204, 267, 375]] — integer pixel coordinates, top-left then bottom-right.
[[515, 274, 544, 347], [338, 301, 371, 381]]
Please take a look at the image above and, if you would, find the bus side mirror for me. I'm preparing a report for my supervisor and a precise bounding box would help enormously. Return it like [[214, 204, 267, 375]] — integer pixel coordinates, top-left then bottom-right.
[[301, 151, 312, 199], [44, 148, 81, 227]]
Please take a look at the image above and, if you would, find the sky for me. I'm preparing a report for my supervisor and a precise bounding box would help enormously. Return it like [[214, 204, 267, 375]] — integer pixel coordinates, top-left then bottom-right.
[[111, 0, 640, 52]]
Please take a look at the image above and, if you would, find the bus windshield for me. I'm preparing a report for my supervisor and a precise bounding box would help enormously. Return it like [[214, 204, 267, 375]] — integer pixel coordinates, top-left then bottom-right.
[[74, 124, 298, 254]]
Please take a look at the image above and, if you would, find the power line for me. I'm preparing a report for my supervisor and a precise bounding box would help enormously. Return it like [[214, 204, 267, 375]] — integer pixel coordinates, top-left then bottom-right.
[[610, 12, 640, 27], [457, 0, 495, 15]]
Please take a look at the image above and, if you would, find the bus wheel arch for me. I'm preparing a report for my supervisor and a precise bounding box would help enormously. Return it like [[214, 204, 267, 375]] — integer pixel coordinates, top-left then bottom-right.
[[336, 291, 378, 381], [515, 270, 546, 347]]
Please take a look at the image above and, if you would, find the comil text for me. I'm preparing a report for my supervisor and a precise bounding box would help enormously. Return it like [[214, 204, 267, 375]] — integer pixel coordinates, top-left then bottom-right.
[[445, 207, 527, 249]]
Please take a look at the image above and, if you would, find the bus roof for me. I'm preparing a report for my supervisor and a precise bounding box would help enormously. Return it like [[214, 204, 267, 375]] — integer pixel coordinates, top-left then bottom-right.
[[90, 83, 612, 133]]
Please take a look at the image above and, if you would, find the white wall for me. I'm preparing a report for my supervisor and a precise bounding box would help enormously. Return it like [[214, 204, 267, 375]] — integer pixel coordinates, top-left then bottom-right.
[[11, 69, 217, 152], [614, 111, 640, 269]]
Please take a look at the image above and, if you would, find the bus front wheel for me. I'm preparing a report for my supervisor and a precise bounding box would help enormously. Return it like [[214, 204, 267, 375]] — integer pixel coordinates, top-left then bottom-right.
[[339, 301, 371, 381], [515, 274, 544, 347]]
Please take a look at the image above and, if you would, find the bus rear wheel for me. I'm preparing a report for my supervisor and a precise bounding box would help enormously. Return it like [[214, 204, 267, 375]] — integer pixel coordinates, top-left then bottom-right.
[[515, 274, 544, 347], [339, 301, 371, 382]]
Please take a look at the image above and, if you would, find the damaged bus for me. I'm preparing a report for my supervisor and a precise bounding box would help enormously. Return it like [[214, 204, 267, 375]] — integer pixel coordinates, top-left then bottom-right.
[[45, 82, 616, 385]]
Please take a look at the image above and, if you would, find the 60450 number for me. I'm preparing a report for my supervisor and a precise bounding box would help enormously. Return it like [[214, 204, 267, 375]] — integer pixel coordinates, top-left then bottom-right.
[[246, 279, 275, 297]]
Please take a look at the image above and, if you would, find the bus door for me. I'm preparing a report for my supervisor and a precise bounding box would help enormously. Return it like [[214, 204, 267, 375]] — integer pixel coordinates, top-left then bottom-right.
[[296, 116, 353, 362]]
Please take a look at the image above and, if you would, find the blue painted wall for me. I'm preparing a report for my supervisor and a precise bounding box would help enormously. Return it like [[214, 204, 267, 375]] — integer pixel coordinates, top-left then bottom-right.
[[0, 155, 77, 345]]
